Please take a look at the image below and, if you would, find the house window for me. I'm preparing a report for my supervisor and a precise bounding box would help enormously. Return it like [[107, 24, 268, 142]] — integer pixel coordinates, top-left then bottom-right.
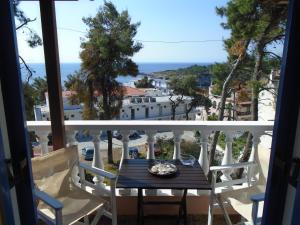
[[71, 114, 74, 118], [151, 106, 153, 110], [164, 105, 166, 108], [137, 108, 139, 111], [122, 109, 124, 112]]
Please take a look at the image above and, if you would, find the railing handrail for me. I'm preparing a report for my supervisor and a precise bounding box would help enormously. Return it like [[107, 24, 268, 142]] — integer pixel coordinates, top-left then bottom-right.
[[27, 119, 274, 195], [27, 120, 274, 132]]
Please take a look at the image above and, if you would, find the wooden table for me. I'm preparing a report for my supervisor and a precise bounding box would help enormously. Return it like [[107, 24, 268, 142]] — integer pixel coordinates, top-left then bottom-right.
[[116, 159, 211, 225]]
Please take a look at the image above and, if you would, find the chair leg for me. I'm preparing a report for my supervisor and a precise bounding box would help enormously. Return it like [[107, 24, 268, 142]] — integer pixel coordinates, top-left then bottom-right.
[[91, 207, 104, 225], [216, 195, 233, 225], [84, 215, 89, 225]]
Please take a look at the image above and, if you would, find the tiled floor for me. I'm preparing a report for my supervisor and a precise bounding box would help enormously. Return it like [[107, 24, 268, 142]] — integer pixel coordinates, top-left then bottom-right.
[[39, 214, 241, 225], [98, 215, 241, 225]]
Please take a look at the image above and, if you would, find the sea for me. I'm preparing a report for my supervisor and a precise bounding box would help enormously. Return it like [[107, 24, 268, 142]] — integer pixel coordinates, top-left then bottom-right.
[[21, 62, 210, 86]]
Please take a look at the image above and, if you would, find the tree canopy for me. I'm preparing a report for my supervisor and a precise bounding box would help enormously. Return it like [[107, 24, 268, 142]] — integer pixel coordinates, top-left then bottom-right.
[[79, 1, 142, 163], [134, 76, 154, 88], [168, 75, 211, 120]]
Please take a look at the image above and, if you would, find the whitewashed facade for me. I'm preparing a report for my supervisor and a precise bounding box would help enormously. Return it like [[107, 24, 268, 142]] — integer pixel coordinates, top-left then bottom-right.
[[34, 89, 197, 121], [120, 95, 196, 120]]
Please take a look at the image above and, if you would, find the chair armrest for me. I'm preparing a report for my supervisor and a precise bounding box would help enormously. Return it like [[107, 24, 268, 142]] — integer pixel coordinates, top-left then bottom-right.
[[79, 162, 117, 180], [251, 193, 265, 203], [210, 161, 255, 171], [34, 189, 63, 210], [34, 189, 63, 225]]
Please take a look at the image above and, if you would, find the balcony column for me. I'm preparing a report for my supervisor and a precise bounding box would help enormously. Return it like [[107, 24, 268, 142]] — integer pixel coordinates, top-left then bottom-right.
[[173, 130, 183, 160], [119, 130, 131, 196], [221, 132, 234, 181], [91, 130, 104, 189], [247, 132, 261, 185], [198, 130, 210, 176], [39, 0, 66, 150], [146, 130, 156, 159], [36, 131, 49, 155]]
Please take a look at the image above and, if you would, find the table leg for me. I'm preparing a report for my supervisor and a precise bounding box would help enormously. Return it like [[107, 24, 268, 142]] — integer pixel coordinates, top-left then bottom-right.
[[176, 189, 188, 225], [177, 204, 183, 225], [137, 188, 143, 225], [183, 189, 188, 225]]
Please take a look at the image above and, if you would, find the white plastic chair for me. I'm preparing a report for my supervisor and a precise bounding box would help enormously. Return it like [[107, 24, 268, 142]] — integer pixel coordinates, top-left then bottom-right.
[[208, 144, 270, 225]]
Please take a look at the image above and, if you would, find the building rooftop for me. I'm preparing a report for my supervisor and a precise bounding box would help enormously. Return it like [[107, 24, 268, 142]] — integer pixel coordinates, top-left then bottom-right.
[[122, 86, 145, 96]]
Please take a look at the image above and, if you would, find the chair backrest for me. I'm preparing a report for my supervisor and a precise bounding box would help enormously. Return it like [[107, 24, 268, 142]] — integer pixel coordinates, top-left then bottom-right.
[[31, 146, 79, 198]]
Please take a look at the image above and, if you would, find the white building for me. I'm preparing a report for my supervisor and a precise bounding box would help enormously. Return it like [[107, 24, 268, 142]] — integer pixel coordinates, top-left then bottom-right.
[[34, 91, 83, 121], [118, 86, 196, 120], [34, 87, 198, 121], [120, 95, 196, 120]]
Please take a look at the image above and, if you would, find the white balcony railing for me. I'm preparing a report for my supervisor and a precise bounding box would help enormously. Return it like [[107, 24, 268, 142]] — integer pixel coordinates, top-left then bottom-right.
[[27, 120, 273, 194]]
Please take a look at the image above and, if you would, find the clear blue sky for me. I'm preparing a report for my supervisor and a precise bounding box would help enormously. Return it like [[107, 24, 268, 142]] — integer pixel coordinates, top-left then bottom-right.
[[17, 0, 231, 63]]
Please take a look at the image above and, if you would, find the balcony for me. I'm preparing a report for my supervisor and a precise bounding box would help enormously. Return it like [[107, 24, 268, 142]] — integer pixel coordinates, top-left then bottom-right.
[[27, 120, 273, 223]]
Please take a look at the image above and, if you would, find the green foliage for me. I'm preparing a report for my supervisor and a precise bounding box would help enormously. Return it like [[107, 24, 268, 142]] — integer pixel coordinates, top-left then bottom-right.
[[181, 140, 200, 159], [64, 70, 88, 105], [22, 77, 48, 120], [31, 77, 48, 105], [80, 1, 142, 120], [153, 65, 209, 79], [134, 76, 154, 88], [155, 137, 200, 160], [207, 113, 218, 121], [218, 132, 247, 159], [79, 1, 142, 163], [155, 137, 174, 160], [168, 75, 211, 119], [210, 58, 255, 96], [22, 82, 36, 120], [14, 3, 42, 48]]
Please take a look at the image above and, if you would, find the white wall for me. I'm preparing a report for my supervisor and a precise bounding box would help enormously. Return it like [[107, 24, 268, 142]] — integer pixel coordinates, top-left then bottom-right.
[[120, 101, 189, 120]]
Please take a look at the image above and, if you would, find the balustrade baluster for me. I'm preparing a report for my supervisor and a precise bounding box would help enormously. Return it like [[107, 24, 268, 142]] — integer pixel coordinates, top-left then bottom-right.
[[173, 130, 183, 160], [91, 130, 105, 189], [119, 130, 131, 195], [66, 129, 77, 147], [247, 132, 261, 185], [146, 130, 156, 160], [172, 130, 183, 195], [146, 130, 157, 196], [120, 130, 130, 167], [198, 130, 210, 176], [36, 131, 49, 155], [221, 132, 234, 181]]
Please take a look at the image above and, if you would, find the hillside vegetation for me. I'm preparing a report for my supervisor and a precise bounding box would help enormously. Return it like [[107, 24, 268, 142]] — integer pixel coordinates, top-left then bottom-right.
[[152, 64, 211, 79]]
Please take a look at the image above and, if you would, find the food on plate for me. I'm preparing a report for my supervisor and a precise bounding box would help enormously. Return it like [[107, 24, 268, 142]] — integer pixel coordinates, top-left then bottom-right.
[[149, 162, 177, 175]]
